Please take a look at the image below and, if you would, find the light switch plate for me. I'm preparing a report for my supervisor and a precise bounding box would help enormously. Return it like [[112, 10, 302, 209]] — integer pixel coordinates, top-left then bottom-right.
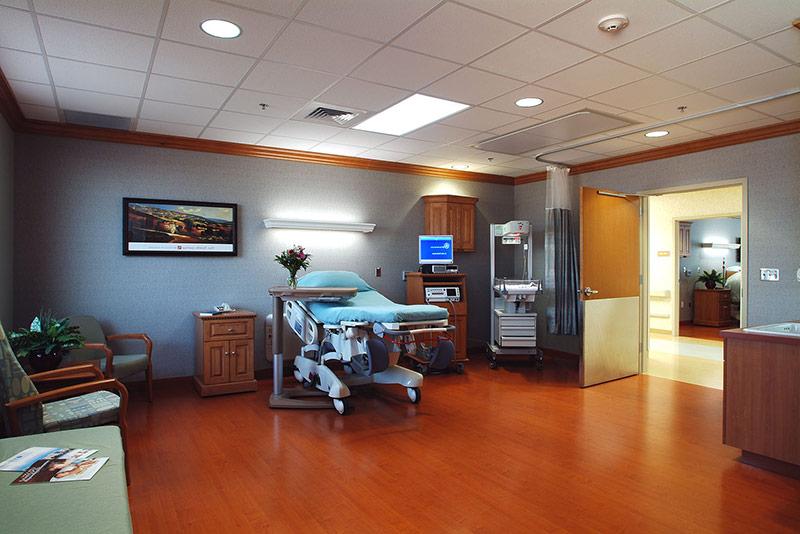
[[760, 268, 779, 281]]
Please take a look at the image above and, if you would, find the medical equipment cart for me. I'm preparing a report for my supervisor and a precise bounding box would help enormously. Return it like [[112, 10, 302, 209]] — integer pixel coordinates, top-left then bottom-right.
[[487, 221, 543, 369]]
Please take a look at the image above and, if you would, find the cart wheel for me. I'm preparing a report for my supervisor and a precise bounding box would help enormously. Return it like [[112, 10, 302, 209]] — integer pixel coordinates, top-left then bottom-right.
[[343, 363, 353, 375], [456, 363, 465, 374], [302, 378, 314, 389], [407, 387, 421, 404], [292, 366, 303, 383], [332, 398, 352, 415], [489, 360, 498, 370], [416, 363, 429, 375]]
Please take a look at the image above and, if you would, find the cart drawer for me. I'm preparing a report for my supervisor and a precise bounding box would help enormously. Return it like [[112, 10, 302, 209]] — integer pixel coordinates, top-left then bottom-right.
[[499, 326, 536, 337], [498, 317, 536, 327], [499, 336, 537, 347]]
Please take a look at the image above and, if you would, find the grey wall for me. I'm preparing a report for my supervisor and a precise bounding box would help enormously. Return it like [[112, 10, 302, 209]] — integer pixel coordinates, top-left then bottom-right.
[[0, 114, 12, 329], [14, 134, 514, 378], [516, 133, 800, 354]]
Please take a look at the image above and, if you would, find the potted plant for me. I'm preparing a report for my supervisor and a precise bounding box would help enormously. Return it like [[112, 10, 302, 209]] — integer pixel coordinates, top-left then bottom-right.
[[9, 312, 85, 372], [698, 269, 725, 290], [274, 245, 311, 289]]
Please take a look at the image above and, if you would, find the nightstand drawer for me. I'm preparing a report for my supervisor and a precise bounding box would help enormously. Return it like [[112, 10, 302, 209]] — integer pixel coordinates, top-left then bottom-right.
[[205, 319, 253, 340]]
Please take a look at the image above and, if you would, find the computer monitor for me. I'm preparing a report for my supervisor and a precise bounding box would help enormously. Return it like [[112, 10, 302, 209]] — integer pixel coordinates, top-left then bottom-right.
[[419, 235, 454, 264]]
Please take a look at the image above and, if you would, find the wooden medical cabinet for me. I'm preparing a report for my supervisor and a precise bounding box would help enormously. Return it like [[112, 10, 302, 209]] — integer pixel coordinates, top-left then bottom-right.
[[193, 310, 258, 397]]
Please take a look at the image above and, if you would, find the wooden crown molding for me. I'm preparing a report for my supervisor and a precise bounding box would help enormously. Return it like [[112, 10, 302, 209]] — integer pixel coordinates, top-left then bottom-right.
[[514, 118, 800, 185]]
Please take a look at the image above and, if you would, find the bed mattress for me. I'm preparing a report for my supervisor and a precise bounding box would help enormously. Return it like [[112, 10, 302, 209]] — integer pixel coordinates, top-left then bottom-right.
[[306, 290, 448, 324]]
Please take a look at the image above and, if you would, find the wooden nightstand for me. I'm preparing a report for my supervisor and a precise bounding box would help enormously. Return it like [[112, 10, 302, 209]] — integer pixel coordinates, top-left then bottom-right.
[[193, 310, 258, 397], [693, 289, 733, 327]]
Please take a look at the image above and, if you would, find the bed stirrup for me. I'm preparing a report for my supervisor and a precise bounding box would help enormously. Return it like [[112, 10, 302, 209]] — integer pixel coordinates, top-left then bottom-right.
[[428, 339, 455, 371], [350, 338, 390, 376]]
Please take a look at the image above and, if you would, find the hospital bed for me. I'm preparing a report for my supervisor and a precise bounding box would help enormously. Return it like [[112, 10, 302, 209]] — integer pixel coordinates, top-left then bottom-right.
[[286, 271, 455, 415]]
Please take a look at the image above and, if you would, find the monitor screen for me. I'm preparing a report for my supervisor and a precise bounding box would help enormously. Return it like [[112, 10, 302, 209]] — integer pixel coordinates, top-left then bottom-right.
[[419, 235, 454, 264]]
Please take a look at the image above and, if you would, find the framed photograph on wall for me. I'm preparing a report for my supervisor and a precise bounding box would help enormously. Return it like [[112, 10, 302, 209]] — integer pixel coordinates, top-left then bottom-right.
[[123, 198, 238, 256]]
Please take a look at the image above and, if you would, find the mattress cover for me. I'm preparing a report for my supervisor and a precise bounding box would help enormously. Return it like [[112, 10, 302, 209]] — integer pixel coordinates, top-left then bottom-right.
[[307, 289, 448, 324]]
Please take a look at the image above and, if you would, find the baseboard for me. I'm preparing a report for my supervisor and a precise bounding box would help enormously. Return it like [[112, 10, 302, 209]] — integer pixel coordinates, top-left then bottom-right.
[[739, 450, 800, 479]]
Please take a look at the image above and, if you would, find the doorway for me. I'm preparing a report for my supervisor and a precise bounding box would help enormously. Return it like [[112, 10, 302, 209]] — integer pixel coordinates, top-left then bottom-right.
[[642, 182, 746, 389]]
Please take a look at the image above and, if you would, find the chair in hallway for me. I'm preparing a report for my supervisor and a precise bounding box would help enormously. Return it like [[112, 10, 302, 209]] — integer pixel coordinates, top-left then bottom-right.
[[67, 316, 154, 402]]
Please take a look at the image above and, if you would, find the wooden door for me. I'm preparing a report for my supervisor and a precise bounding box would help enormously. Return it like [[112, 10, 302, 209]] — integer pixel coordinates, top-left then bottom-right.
[[204, 340, 229, 385], [229, 339, 254, 382], [579, 187, 641, 387]]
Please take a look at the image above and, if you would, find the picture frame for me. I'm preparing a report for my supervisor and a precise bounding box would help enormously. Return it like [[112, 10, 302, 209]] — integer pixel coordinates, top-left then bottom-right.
[[122, 197, 238, 256]]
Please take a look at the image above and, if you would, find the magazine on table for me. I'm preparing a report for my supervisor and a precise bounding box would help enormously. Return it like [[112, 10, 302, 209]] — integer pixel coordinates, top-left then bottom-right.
[[0, 447, 108, 484]]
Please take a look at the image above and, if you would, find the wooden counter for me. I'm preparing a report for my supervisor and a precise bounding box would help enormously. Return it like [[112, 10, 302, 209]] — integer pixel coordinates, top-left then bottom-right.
[[721, 324, 800, 477]]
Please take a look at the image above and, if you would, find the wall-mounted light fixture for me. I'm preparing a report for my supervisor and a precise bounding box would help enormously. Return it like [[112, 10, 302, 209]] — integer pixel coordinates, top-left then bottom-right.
[[700, 242, 740, 249], [263, 218, 375, 233]]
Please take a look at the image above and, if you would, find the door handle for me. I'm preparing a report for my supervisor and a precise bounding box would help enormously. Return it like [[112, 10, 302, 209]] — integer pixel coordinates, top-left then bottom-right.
[[579, 287, 599, 296]]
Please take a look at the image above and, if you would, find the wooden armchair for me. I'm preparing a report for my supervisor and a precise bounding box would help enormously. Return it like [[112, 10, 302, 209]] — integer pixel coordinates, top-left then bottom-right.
[[0, 322, 129, 478], [68, 316, 154, 402]]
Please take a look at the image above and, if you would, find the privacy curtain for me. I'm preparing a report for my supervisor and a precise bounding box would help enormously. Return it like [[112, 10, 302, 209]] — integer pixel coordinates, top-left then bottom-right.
[[545, 166, 580, 335]]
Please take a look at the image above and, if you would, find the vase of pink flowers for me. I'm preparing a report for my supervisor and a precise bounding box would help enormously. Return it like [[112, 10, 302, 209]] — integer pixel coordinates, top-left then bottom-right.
[[275, 245, 311, 289]]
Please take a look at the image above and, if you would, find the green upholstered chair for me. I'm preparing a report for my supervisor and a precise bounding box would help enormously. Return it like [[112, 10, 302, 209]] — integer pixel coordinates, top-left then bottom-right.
[[0, 320, 130, 477], [67, 316, 154, 402]]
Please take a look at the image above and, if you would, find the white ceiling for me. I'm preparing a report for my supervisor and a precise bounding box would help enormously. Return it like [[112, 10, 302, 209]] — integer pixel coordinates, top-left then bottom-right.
[[0, 0, 798, 177]]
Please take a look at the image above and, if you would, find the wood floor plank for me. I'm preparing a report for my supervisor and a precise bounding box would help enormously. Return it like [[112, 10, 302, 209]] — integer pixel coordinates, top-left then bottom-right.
[[125, 361, 800, 533]]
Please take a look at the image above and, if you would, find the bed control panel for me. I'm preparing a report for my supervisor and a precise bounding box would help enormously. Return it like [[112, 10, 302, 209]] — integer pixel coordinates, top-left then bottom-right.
[[425, 286, 461, 302]]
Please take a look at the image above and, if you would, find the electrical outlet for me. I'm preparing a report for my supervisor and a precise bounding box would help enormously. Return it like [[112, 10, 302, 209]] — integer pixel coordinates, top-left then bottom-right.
[[375, 267, 382, 278], [680, 301, 684, 309], [760, 268, 779, 281]]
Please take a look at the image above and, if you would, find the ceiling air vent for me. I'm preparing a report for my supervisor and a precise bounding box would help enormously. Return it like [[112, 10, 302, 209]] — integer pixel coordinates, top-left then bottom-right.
[[63, 110, 132, 130], [302, 104, 362, 126]]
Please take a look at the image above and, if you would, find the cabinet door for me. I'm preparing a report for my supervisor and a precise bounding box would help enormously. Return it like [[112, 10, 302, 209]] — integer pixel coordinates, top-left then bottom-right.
[[457, 204, 475, 252], [447, 205, 461, 249], [425, 202, 449, 235], [204, 341, 229, 385], [229, 339, 254, 382]]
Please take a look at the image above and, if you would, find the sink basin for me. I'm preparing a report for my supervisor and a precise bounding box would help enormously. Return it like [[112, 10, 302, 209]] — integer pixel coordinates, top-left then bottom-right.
[[743, 322, 800, 337]]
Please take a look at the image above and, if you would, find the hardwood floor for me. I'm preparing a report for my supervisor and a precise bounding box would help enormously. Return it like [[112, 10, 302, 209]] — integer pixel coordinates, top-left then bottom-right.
[[126, 361, 800, 533], [679, 322, 731, 341]]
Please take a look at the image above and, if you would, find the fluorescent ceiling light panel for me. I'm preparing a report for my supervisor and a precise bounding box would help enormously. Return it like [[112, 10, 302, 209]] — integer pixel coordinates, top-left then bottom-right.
[[201, 19, 241, 39], [263, 218, 375, 233], [354, 94, 469, 136]]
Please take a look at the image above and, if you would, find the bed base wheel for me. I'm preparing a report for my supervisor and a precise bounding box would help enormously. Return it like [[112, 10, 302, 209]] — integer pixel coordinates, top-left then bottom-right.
[[332, 398, 352, 415], [407, 387, 421, 404], [455, 363, 465, 374]]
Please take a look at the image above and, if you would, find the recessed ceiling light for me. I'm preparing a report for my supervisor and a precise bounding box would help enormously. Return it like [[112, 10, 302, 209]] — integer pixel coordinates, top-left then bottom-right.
[[645, 130, 669, 138], [353, 94, 469, 136], [200, 19, 241, 39], [515, 97, 543, 108], [450, 163, 470, 170]]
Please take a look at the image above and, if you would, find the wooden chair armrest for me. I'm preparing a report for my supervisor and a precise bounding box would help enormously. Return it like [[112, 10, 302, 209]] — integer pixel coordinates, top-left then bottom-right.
[[29, 363, 104, 382], [83, 342, 115, 377], [107, 333, 153, 360], [5, 379, 129, 435]]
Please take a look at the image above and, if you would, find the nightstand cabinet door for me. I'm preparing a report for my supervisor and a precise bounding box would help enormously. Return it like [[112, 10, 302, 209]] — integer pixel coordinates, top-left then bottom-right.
[[194, 310, 258, 397], [204, 341, 229, 385], [229, 339, 254, 383]]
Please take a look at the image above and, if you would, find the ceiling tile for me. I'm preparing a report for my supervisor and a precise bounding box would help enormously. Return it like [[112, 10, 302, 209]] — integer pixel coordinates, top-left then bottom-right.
[[0, 48, 49, 84], [50, 58, 146, 98], [533, 147, 598, 163], [400, 154, 453, 167], [472, 31, 595, 82], [146, 75, 233, 109], [0, 6, 42, 52], [359, 148, 413, 162], [670, 0, 728, 11], [9, 80, 55, 106], [678, 107, 770, 131], [501, 157, 549, 170], [456, 0, 583, 28], [499, 167, 544, 177], [750, 93, 800, 117], [258, 135, 317, 150], [534, 99, 628, 121], [19, 103, 58, 122], [424, 67, 525, 105], [592, 76, 695, 110], [224, 88, 306, 119], [778, 111, 800, 121], [326, 129, 397, 148], [221, 0, 304, 18], [162, 0, 285, 57], [482, 84, 579, 116], [351, 47, 459, 91], [622, 124, 701, 142], [377, 137, 440, 154], [538, 0, 691, 52], [152, 40, 255, 86], [406, 123, 477, 143], [441, 107, 522, 131], [317, 78, 410, 112], [297, 0, 439, 42], [38, 16, 154, 70], [704, 0, 797, 39], [705, 116, 781, 135], [311, 142, 367, 156], [270, 120, 342, 141], [140, 100, 217, 126], [489, 117, 542, 135], [200, 127, 264, 144], [662, 44, 789, 90], [536, 57, 649, 97], [392, 2, 526, 63], [32, 0, 164, 35], [0, 0, 30, 8], [136, 119, 203, 137], [707, 66, 800, 101], [756, 29, 800, 63], [264, 22, 382, 74], [209, 110, 282, 133], [56, 86, 140, 116], [634, 92, 730, 120], [607, 17, 744, 72], [241, 61, 339, 99], [580, 136, 647, 154]]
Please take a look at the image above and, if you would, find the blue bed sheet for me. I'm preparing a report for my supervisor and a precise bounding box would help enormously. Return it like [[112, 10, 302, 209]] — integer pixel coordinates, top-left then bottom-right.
[[307, 290, 448, 324]]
